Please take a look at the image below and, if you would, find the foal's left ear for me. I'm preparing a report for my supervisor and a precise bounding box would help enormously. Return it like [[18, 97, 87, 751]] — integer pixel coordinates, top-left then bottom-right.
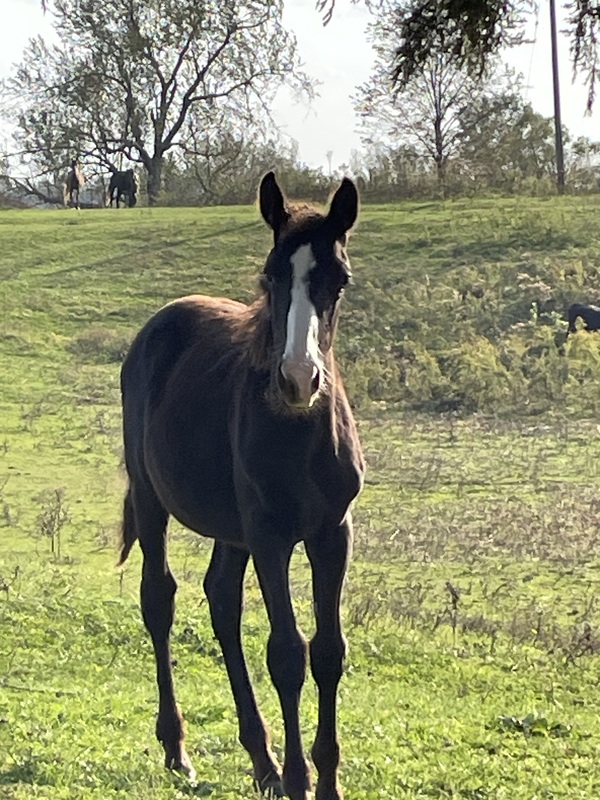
[[327, 178, 359, 239], [259, 171, 290, 243]]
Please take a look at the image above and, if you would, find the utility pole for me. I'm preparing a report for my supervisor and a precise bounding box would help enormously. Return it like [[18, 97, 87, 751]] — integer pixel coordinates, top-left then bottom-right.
[[550, 0, 565, 193]]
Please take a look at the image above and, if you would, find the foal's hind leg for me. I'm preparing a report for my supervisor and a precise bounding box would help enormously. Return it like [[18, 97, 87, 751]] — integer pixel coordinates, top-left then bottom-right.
[[130, 483, 195, 780], [305, 518, 352, 800], [204, 542, 283, 796]]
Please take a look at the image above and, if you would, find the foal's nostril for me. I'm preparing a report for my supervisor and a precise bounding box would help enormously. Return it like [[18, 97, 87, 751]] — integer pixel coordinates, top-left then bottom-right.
[[278, 365, 299, 404]]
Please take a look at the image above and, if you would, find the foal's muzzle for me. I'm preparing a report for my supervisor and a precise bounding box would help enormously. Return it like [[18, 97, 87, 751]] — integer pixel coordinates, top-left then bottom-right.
[[278, 358, 321, 409]]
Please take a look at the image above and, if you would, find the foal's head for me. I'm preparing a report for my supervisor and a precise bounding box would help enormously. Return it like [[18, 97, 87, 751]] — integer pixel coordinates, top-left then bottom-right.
[[258, 172, 358, 411]]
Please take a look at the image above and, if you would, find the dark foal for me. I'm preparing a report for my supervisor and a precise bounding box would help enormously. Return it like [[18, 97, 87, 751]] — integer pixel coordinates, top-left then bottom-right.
[[119, 173, 364, 800], [107, 168, 138, 208], [64, 159, 84, 209], [566, 302, 600, 337]]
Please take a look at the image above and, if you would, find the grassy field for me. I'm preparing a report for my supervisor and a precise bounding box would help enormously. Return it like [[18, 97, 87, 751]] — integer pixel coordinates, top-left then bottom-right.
[[2, 197, 600, 799]]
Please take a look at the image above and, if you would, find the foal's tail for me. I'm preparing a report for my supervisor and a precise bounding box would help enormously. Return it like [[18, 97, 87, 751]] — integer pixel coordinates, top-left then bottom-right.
[[118, 486, 138, 566]]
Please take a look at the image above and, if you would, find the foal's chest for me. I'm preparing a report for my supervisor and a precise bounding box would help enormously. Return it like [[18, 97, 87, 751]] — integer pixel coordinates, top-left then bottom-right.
[[230, 408, 338, 537]]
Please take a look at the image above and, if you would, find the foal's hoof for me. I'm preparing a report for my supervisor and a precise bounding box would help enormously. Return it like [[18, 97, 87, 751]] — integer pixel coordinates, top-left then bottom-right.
[[165, 747, 197, 783], [254, 768, 285, 797]]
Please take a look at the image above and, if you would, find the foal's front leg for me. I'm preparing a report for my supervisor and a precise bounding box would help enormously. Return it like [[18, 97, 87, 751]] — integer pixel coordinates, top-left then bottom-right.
[[252, 541, 311, 800], [203, 542, 283, 796], [305, 517, 352, 800]]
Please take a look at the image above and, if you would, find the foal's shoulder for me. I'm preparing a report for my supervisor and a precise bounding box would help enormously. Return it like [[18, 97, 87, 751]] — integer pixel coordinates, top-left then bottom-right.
[[130, 295, 249, 353], [163, 294, 249, 318], [124, 294, 251, 384]]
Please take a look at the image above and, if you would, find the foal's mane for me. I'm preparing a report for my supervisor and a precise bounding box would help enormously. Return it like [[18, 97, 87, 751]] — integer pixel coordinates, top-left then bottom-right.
[[235, 296, 271, 371], [234, 201, 328, 371], [284, 202, 326, 232]]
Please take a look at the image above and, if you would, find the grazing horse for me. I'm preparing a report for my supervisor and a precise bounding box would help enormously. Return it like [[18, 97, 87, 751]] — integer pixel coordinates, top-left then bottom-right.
[[64, 159, 85, 209], [118, 172, 364, 800], [566, 302, 600, 337], [107, 168, 138, 208]]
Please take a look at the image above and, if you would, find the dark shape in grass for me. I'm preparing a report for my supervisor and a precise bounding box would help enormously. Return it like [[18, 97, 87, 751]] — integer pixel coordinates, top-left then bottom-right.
[[497, 713, 572, 738], [118, 173, 364, 798], [566, 302, 600, 338]]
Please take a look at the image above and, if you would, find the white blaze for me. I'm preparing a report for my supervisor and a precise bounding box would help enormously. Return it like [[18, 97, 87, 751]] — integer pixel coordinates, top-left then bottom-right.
[[284, 244, 320, 366]]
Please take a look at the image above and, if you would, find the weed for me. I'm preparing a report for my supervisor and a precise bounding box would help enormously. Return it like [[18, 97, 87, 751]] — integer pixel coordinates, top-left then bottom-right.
[[35, 488, 70, 560], [66, 327, 130, 364], [0, 566, 20, 600], [19, 401, 47, 432], [0, 477, 15, 527]]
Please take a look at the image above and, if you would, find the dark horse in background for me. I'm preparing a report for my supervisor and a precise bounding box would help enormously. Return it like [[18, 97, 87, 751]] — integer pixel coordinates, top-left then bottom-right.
[[566, 302, 600, 337], [64, 159, 85, 209], [107, 168, 138, 207], [118, 173, 364, 800]]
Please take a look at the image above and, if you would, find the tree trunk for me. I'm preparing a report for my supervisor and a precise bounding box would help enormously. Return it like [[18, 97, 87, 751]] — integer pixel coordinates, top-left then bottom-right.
[[147, 157, 163, 206], [435, 156, 446, 187], [434, 115, 446, 199]]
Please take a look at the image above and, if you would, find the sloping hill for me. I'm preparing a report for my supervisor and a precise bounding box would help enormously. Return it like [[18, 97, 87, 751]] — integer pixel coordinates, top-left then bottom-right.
[[2, 199, 600, 799]]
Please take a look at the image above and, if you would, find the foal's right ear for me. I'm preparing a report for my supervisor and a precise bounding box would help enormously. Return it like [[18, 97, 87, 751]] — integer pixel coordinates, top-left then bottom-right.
[[327, 177, 359, 239], [259, 172, 290, 244]]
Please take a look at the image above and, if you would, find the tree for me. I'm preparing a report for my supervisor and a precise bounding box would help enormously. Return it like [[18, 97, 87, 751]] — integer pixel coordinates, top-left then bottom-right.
[[392, 1, 600, 110], [320, 1, 600, 110], [457, 90, 558, 191], [565, 135, 600, 191], [348, 144, 430, 200], [159, 134, 332, 206], [389, 1, 531, 82], [354, 7, 504, 195], [7, 0, 310, 204]]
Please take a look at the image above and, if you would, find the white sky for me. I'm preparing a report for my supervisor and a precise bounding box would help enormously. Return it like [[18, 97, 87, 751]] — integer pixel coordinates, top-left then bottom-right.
[[0, 0, 597, 170]]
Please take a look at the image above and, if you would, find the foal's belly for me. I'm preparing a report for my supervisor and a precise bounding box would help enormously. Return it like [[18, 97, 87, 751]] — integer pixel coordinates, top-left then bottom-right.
[[144, 403, 247, 547], [165, 484, 246, 547]]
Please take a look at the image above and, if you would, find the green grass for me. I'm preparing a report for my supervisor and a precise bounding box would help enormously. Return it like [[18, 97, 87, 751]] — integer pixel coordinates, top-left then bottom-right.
[[2, 198, 600, 798]]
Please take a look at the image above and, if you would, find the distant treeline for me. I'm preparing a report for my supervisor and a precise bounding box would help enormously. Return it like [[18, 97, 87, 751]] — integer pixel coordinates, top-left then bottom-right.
[[3, 128, 600, 209]]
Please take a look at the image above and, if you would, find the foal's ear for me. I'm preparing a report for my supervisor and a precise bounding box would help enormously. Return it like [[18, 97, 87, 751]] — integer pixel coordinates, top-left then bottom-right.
[[259, 172, 290, 243], [327, 178, 359, 239]]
